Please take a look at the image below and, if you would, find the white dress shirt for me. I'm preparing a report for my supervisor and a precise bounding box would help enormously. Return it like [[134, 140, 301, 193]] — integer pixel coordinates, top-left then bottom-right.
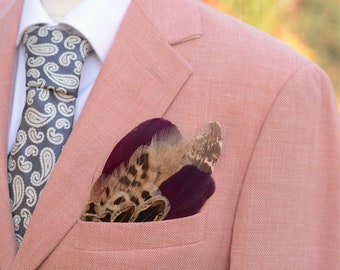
[[8, 0, 131, 153]]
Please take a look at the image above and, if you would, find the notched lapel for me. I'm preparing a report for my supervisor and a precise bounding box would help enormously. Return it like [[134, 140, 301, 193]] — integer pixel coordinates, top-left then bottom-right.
[[135, 0, 202, 45], [13, 0, 201, 269]]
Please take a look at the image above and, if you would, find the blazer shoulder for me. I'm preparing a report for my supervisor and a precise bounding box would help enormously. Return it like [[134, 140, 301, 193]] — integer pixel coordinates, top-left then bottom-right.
[[192, 1, 330, 100], [196, 0, 311, 72], [177, 1, 336, 130]]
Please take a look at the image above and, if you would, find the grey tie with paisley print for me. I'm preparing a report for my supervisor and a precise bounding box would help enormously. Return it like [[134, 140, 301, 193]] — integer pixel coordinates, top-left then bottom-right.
[[8, 25, 92, 246]]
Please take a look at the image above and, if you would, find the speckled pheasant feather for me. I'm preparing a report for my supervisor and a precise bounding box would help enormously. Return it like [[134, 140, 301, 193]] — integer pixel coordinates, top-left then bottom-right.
[[81, 119, 222, 222]]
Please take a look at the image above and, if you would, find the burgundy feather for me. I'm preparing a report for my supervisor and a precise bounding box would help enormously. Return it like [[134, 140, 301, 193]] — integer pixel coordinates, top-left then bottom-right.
[[102, 118, 179, 175], [82, 119, 221, 223], [159, 165, 215, 220]]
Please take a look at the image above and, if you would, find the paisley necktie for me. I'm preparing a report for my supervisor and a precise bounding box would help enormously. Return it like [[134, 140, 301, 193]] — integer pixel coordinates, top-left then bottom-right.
[[8, 24, 92, 246]]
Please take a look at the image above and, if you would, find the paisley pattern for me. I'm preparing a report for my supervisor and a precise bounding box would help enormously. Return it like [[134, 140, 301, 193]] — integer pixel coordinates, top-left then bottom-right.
[[8, 24, 92, 247]]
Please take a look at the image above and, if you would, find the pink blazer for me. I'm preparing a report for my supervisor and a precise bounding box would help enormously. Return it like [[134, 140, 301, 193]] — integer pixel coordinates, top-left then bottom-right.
[[1, 0, 340, 269]]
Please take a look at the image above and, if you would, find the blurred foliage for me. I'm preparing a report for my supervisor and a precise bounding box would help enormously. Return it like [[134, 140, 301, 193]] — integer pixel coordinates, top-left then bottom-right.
[[203, 0, 340, 103]]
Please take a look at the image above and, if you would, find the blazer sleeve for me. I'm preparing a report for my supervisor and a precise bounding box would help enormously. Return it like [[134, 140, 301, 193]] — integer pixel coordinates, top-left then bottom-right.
[[230, 63, 340, 269]]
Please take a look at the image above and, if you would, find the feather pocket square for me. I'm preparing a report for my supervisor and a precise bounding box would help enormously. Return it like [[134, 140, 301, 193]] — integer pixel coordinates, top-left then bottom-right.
[[81, 118, 222, 223]]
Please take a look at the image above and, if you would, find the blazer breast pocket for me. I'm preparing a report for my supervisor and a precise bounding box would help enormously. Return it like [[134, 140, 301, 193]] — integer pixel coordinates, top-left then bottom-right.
[[61, 211, 206, 251]]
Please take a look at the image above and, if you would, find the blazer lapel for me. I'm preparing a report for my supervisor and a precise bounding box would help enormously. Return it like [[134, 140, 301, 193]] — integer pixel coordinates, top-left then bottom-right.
[[12, 0, 200, 269], [0, 1, 24, 269]]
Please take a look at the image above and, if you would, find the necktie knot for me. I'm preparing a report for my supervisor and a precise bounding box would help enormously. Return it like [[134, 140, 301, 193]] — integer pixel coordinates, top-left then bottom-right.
[[23, 24, 92, 97]]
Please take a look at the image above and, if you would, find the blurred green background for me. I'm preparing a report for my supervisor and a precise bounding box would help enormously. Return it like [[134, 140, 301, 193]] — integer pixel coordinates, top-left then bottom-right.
[[203, 0, 340, 105]]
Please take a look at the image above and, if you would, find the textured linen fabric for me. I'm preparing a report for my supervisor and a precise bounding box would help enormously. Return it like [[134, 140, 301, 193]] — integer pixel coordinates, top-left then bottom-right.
[[0, 0, 339, 269]]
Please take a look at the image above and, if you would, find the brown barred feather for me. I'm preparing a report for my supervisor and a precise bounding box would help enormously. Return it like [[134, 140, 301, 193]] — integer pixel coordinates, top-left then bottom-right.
[[81, 121, 222, 222]]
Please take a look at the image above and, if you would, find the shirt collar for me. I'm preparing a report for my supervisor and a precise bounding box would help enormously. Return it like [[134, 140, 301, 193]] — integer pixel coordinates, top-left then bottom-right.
[[17, 0, 131, 62]]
